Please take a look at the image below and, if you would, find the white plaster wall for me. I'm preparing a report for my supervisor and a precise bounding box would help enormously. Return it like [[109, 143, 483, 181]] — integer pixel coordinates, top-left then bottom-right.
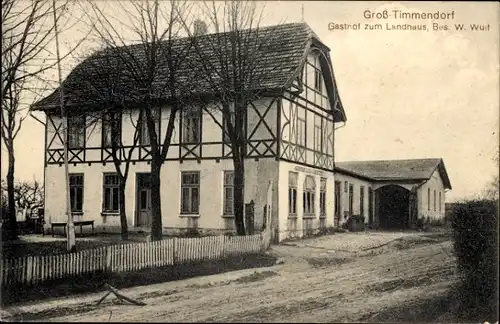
[[278, 160, 335, 241], [45, 159, 242, 234], [333, 172, 372, 224], [418, 169, 446, 220]]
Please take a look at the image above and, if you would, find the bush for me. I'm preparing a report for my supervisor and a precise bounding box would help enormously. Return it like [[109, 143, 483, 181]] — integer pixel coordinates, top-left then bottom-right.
[[451, 199, 498, 320], [345, 215, 365, 232]]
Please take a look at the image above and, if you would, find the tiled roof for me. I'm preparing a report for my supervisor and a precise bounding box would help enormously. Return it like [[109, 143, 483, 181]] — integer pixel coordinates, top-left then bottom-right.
[[335, 158, 452, 189], [31, 22, 345, 121]]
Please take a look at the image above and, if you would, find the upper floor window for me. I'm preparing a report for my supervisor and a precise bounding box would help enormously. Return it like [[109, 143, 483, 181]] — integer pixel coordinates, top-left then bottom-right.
[[297, 117, 306, 146], [314, 120, 322, 152], [303, 175, 316, 216], [288, 172, 298, 216], [182, 108, 201, 144], [102, 112, 122, 148], [320, 178, 327, 217], [223, 171, 234, 215], [344, 181, 348, 193], [69, 174, 84, 213], [67, 114, 85, 149], [223, 110, 236, 142], [139, 108, 160, 146], [103, 173, 120, 213]]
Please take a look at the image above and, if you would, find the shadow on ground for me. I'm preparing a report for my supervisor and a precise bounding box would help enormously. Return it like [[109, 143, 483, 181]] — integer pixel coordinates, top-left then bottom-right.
[[1, 253, 277, 308]]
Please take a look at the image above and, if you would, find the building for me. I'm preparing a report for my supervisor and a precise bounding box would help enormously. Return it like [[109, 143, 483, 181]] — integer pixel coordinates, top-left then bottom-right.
[[334, 158, 452, 228], [31, 22, 348, 242]]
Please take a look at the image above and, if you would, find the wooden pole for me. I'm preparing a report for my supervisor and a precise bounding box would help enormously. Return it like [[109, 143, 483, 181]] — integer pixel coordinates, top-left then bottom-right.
[[51, 0, 76, 252]]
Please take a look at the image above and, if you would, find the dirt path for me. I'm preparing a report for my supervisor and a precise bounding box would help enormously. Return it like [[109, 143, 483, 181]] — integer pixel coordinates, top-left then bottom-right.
[[8, 232, 457, 323]]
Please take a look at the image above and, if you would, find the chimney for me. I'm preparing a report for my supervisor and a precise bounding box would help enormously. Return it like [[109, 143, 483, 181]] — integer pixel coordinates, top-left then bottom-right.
[[193, 19, 208, 36]]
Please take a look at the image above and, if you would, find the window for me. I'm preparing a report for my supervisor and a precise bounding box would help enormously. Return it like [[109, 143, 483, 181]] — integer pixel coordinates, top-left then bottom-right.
[[182, 109, 201, 144], [69, 174, 84, 213], [67, 115, 85, 149], [360, 186, 365, 216], [103, 174, 120, 213], [348, 184, 354, 216], [320, 178, 327, 217], [439, 191, 442, 213], [223, 171, 234, 215], [434, 190, 436, 211], [288, 172, 298, 215], [428, 188, 431, 211], [139, 108, 160, 146], [181, 172, 200, 214], [223, 109, 235, 142], [102, 112, 122, 148], [297, 117, 306, 146], [314, 69, 322, 92], [344, 181, 348, 193], [303, 175, 316, 215], [314, 121, 322, 152]]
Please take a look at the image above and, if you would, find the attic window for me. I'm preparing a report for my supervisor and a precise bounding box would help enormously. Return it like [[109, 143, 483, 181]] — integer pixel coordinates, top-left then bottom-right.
[[314, 69, 322, 92]]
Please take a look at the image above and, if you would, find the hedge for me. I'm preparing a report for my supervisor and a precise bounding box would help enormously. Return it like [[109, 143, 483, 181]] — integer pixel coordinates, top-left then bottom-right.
[[451, 199, 498, 321]]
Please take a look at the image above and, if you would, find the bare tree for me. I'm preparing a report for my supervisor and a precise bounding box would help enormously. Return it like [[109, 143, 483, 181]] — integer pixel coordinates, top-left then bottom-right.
[[62, 47, 144, 241], [1, 179, 44, 212], [183, 1, 281, 235], [1, 0, 87, 240], [85, 0, 195, 240]]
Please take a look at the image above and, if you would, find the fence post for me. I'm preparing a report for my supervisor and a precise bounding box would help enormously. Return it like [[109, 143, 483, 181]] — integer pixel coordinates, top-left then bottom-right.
[[220, 235, 226, 258], [106, 245, 112, 273], [172, 237, 177, 265]]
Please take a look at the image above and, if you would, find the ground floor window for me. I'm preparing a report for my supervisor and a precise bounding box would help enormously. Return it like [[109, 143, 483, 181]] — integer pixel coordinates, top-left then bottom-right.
[[69, 174, 84, 213], [103, 173, 120, 213], [320, 178, 326, 217], [181, 171, 200, 214], [289, 172, 298, 216], [303, 175, 316, 216]]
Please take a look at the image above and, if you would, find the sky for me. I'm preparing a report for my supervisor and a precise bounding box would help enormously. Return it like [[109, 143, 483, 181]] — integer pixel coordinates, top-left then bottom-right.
[[1, 1, 498, 202]]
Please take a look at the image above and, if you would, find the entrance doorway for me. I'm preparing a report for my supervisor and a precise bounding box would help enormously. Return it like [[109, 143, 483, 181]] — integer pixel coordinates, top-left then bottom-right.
[[136, 173, 152, 227], [334, 181, 341, 226], [375, 185, 410, 229]]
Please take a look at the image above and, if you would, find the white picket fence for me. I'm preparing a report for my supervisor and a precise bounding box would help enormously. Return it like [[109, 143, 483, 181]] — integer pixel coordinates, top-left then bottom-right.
[[1, 232, 271, 288]]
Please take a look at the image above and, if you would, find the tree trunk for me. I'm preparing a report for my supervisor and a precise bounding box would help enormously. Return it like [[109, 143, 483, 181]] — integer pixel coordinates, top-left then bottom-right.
[[233, 151, 246, 235], [119, 181, 128, 241], [150, 159, 163, 240], [6, 149, 18, 241]]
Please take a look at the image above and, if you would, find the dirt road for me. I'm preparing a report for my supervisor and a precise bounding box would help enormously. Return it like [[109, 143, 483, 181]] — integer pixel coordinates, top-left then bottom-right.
[[8, 231, 457, 323]]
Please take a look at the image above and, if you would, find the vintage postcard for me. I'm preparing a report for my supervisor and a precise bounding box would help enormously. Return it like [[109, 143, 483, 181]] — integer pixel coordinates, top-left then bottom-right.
[[1, 0, 498, 322]]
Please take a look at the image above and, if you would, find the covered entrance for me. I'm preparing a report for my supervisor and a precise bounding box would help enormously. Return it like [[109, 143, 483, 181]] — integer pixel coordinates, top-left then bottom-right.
[[375, 185, 410, 229]]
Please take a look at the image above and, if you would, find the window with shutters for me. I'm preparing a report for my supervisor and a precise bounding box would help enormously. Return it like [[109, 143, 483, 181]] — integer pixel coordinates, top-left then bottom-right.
[[139, 108, 160, 146], [68, 115, 86, 149], [223, 171, 234, 216], [182, 109, 201, 144], [288, 172, 298, 216], [102, 112, 122, 148]]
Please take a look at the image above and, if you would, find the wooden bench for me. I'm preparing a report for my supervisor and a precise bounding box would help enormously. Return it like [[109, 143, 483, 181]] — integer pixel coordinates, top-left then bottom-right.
[[51, 220, 95, 237]]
